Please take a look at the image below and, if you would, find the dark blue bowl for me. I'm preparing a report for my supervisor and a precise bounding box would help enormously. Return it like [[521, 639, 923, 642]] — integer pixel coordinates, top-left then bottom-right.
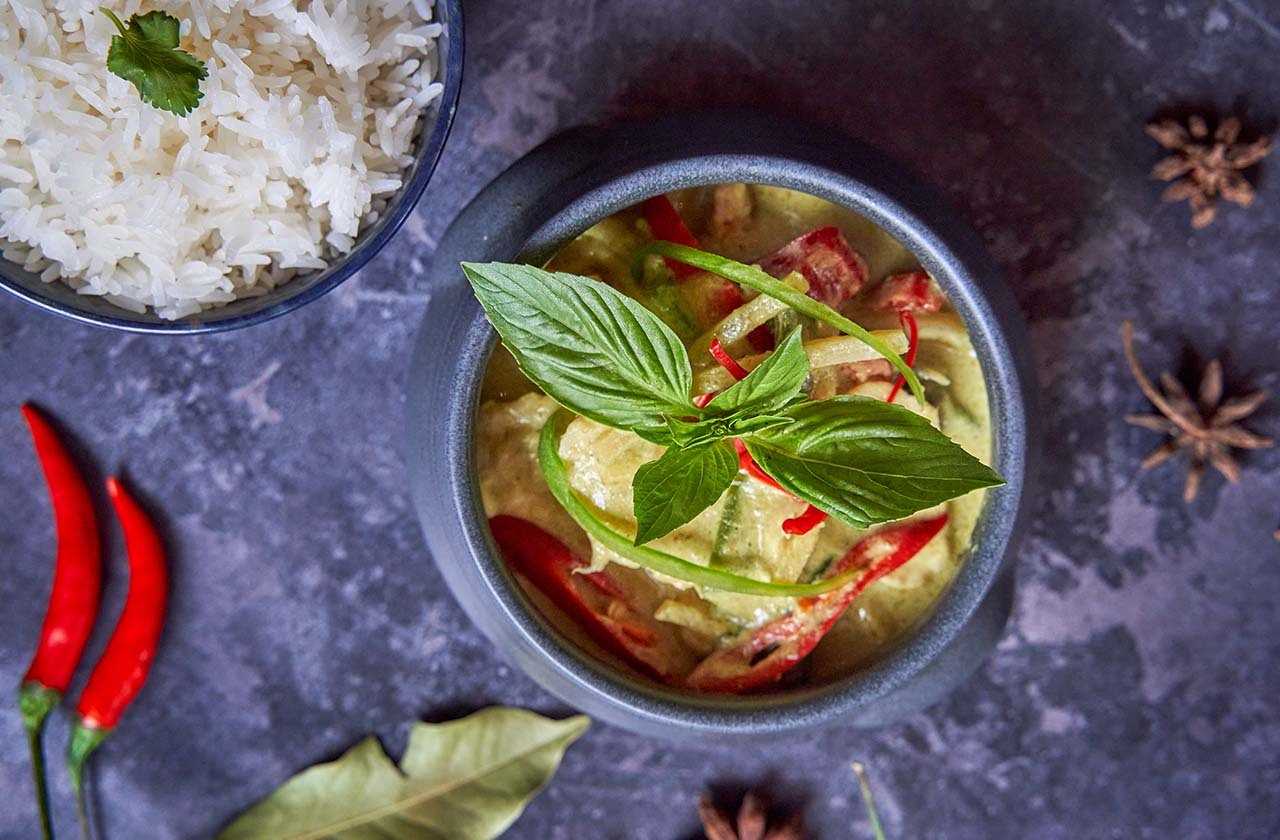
[[0, 0, 462, 334], [407, 112, 1038, 737]]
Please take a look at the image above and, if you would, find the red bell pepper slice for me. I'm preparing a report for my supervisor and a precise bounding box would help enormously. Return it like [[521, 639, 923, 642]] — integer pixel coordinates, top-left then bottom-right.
[[642, 195, 701, 280], [867, 270, 944, 313], [489, 515, 689, 682], [885, 310, 920, 405], [686, 514, 948, 693], [756, 226, 869, 308]]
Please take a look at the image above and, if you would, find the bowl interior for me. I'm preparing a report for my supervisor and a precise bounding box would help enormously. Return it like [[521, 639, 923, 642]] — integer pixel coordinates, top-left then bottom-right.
[[0, 0, 463, 334], [420, 139, 1032, 733]]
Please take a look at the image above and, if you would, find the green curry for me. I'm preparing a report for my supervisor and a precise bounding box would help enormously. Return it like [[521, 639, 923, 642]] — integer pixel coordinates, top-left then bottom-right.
[[473, 184, 993, 692]]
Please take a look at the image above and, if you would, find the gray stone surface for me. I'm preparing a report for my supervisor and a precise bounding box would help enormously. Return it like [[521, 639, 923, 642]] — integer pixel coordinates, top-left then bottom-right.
[[2, 0, 1279, 837]]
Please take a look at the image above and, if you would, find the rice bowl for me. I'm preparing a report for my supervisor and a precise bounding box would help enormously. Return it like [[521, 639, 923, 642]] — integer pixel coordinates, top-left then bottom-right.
[[0, 0, 450, 321]]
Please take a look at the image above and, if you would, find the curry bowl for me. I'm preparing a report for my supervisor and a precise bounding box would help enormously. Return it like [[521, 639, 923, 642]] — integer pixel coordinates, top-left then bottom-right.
[[407, 112, 1035, 737]]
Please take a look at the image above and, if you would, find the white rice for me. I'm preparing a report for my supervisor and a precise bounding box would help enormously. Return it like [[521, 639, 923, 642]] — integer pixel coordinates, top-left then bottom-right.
[[0, 0, 443, 319]]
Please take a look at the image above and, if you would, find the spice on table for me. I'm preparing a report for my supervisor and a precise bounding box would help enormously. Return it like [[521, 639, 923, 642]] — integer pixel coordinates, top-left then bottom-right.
[[1122, 321, 1274, 501], [17, 404, 103, 840], [1145, 114, 1271, 229], [698, 791, 802, 840], [68, 476, 169, 835]]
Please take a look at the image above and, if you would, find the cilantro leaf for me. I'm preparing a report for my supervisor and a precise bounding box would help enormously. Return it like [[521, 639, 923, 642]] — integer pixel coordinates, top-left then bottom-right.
[[101, 9, 207, 116]]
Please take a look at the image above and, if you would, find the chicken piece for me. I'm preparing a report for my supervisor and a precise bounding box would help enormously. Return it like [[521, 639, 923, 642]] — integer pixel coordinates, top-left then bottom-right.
[[709, 183, 754, 238]]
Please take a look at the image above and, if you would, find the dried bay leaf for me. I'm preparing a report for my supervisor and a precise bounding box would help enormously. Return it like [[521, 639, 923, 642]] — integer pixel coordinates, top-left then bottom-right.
[[218, 708, 589, 840]]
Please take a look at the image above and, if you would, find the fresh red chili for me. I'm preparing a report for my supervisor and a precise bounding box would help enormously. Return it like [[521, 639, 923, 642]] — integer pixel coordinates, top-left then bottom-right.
[[642, 195, 701, 280], [687, 514, 948, 693], [68, 476, 168, 800], [489, 515, 691, 681], [733, 438, 784, 491], [782, 504, 828, 536], [708, 338, 750, 381], [885, 310, 920, 405], [17, 404, 102, 840]]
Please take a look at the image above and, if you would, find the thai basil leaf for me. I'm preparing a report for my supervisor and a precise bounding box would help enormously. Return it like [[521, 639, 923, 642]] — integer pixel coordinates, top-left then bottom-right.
[[704, 327, 808, 417], [744, 396, 1003, 528], [632, 440, 737, 544], [463, 262, 693, 441], [726, 414, 793, 436], [217, 708, 588, 840]]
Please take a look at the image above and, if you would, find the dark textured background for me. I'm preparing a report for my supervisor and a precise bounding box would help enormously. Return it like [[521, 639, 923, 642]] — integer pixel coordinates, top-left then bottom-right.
[[2, 0, 1279, 837]]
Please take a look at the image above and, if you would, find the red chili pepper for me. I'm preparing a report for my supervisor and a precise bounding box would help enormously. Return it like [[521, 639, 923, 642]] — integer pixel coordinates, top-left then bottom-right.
[[756, 226, 870, 308], [686, 514, 948, 693], [745, 324, 776, 352], [17, 404, 102, 840], [782, 504, 828, 536], [642, 195, 701, 280], [732, 438, 783, 491], [708, 338, 750, 381], [68, 477, 168, 807], [885, 310, 920, 405], [489, 515, 691, 682]]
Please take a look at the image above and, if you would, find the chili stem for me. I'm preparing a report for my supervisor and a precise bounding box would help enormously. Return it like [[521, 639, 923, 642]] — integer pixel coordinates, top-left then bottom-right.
[[637, 242, 926, 404], [852, 761, 887, 840], [19, 683, 60, 840], [25, 725, 53, 840], [76, 781, 90, 840], [538, 410, 862, 597]]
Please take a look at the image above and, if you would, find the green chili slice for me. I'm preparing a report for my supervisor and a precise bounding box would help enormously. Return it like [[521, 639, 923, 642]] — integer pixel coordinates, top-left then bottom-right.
[[635, 242, 925, 404], [537, 410, 861, 597]]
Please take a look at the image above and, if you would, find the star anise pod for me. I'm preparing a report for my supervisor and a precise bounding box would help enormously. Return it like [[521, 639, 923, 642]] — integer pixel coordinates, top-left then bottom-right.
[[698, 792, 802, 840], [1122, 321, 1273, 502], [1146, 114, 1271, 228]]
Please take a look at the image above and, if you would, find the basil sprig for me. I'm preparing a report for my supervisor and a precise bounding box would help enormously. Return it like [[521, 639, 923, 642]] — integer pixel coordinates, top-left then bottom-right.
[[463, 258, 1002, 554], [537, 412, 866, 597], [637, 242, 926, 405]]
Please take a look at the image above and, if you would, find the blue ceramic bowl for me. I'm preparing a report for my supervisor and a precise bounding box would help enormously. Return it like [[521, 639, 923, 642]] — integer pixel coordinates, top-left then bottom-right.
[[407, 112, 1037, 737], [0, 0, 462, 334]]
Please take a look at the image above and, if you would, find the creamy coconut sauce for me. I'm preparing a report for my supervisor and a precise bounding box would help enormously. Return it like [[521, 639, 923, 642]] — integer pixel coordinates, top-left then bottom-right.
[[476, 184, 992, 685]]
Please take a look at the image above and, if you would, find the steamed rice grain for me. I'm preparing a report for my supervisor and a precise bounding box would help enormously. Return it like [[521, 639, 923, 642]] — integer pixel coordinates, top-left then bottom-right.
[[0, 0, 443, 319]]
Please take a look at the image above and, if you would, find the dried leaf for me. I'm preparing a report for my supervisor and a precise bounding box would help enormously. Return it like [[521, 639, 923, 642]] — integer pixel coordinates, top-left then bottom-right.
[[217, 709, 589, 840]]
